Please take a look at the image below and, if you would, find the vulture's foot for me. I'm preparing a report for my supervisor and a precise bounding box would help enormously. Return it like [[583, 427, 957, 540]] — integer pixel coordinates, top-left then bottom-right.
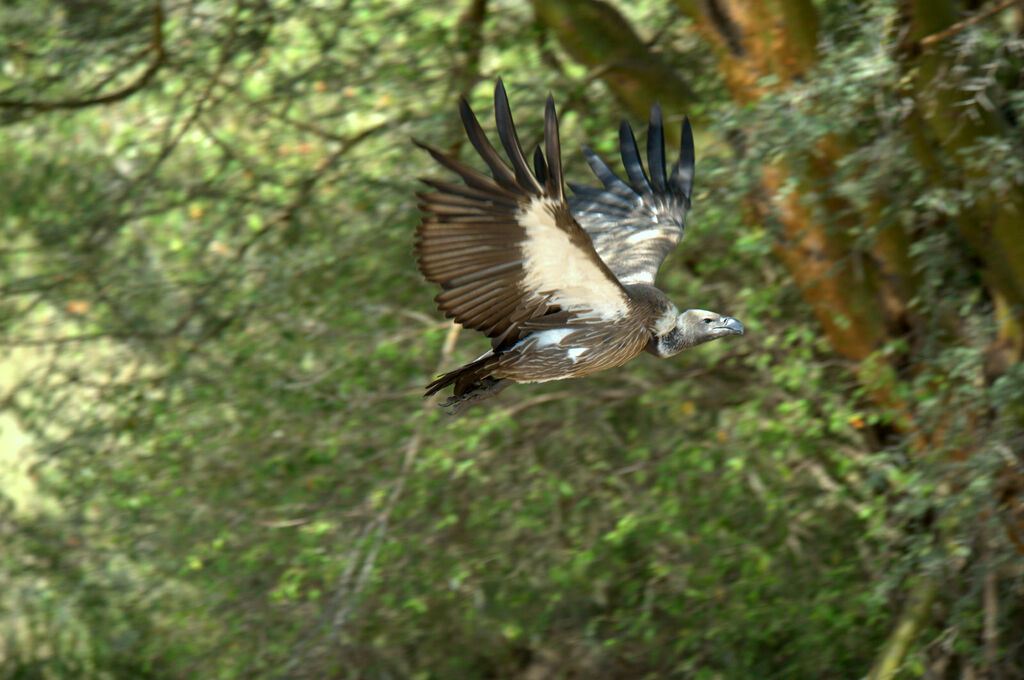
[[439, 377, 511, 415]]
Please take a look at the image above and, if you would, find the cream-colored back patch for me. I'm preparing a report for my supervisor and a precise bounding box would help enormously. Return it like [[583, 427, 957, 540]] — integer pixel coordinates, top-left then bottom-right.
[[518, 198, 629, 320]]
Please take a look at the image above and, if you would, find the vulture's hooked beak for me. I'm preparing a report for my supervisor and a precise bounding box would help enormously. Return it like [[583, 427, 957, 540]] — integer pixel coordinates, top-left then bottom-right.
[[717, 317, 744, 335]]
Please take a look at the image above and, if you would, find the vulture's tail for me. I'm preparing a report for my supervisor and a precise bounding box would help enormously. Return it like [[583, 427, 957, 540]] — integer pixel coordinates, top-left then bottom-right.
[[424, 356, 511, 414]]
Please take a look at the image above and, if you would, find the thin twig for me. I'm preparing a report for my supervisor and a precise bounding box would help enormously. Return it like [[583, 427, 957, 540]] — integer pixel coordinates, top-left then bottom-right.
[[983, 535, 1001, 678], [0, 2, 166, 111], [920, 0, 1022, 49]]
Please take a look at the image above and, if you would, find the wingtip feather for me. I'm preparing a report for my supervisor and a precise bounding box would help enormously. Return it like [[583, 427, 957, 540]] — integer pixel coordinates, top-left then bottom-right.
[[493, 79, 543, 194], [674, 116, 695, 201], [533, 146, 548, 184], [647, 102, 667, 193], [543, 92, 564, 201], [618, 119, 652, 193], [459, 92, 519, 190]]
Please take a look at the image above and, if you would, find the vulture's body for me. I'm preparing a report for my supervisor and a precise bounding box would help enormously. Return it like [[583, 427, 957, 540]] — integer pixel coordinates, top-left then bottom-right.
[[415, 80, 743, 411]]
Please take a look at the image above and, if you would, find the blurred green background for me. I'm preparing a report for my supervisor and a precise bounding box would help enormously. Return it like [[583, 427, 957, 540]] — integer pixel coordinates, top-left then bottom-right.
[[1, 0, 1023, 678]]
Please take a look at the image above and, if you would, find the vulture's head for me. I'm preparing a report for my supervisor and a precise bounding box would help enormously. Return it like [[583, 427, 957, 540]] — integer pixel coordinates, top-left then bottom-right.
[[647, 308, 744, 358]]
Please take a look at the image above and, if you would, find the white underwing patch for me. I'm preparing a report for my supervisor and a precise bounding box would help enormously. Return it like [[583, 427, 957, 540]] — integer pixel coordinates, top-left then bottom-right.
[[617, 272, 654, 285], [533, 328, 574, 347], [626, 228, 663, 244], [567, 347, 588, 362]]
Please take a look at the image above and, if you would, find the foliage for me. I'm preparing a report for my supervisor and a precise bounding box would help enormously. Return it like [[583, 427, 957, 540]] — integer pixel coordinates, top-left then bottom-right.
[[1, 1, 1022, 678]]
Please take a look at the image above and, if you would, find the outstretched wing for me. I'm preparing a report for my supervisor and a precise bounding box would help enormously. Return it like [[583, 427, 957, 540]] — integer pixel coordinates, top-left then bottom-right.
[[568, 105, 695, 286], [415, 80, 631, 341]]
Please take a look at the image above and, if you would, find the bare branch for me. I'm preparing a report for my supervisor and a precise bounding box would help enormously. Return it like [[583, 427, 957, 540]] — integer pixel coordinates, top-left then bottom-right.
[[0, 2, 166, 111], [865, 576, 940, 680], [920, 0, 1023, 49]]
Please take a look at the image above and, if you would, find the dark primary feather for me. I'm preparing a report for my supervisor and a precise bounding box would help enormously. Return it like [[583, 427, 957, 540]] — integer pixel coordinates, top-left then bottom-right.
[[543, 94, 564, 202], [646, 103, 667, 193], [494, 81, 543, 194], [670, 116, 695, 200], [533, 146, 548, 184], [568, 106, 696, 286], [459, 97, 518, 191], [619, 119, 652, 192]]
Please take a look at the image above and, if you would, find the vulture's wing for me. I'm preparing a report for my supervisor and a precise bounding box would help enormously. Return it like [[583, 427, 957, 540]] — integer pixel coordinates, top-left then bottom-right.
[[568, 105, 695, 286], [415, 80, 631, 342]]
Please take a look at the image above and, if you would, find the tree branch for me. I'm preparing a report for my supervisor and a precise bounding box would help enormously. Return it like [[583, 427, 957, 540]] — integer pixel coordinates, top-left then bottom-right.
[[919, 0, 1022, 49], [865, 576, 939, 680], [0, 2, 166, 111]]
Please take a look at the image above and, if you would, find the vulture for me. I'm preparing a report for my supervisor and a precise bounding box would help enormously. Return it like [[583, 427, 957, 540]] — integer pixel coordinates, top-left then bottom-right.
[[414, 80, 743, 412]]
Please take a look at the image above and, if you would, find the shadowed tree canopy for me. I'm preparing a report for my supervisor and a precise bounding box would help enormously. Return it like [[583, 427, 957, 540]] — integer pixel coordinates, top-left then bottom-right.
[[1, 1, 1023, 678]]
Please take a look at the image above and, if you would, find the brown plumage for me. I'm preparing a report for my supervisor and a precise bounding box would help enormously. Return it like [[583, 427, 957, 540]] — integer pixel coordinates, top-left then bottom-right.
[[415, 80, 743, 412]]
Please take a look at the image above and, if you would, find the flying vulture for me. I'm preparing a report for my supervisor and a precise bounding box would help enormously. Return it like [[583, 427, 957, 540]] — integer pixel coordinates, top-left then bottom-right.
[[414, 80, 743, 412]]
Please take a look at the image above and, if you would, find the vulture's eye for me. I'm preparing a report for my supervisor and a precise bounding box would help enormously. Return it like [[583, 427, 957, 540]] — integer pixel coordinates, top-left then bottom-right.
[[703, 318, 713, 324]]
